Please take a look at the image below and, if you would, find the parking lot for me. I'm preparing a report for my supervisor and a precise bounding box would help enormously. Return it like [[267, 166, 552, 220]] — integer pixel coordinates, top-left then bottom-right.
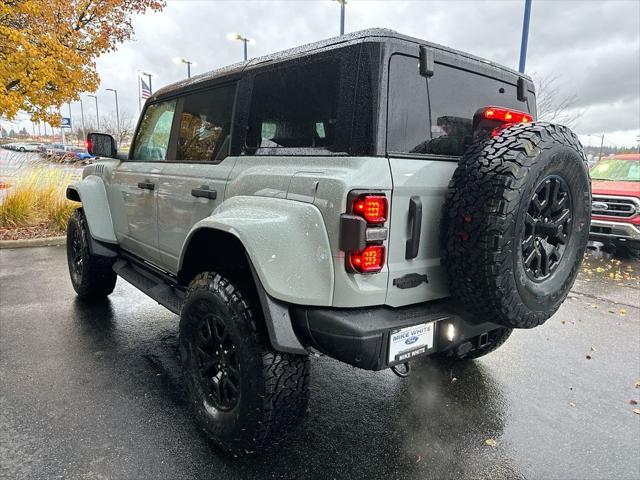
[[0, 245, 639, 480]]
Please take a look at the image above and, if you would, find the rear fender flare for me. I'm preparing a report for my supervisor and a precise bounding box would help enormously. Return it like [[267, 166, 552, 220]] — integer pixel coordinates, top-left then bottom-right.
[[179, 196, 334, 307]]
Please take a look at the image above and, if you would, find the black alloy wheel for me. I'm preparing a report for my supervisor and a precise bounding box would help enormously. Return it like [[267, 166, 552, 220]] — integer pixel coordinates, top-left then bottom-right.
[[522, 175, 573, 281], [69, 224, 84, 281], [194, 313, 241, 412]]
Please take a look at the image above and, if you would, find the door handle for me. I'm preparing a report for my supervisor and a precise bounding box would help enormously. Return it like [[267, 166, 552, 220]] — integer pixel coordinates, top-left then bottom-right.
[[191, 186, 217, 200], [405, 196, 422, 259], [137, 181, 155, 191]]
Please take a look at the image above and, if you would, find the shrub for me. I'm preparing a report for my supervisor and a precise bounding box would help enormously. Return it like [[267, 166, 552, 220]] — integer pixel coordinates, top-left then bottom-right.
[[0, 166, 77, 231], [0, 181, 36, 227]]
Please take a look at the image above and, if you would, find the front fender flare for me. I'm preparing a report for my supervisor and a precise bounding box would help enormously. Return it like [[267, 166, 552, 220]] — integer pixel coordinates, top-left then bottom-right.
[[67, 176, 117, 243], [179, 196, 334, 307]]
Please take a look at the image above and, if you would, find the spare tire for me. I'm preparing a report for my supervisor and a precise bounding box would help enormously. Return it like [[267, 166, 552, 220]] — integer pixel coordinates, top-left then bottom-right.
[[441, 122, 591, 329]]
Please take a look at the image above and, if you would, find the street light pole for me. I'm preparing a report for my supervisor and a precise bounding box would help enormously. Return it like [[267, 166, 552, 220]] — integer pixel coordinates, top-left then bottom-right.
[[59, 107, 66, 145], [79, 98, 86, 142], [106, 88, 120, 142], [87, 94, 99, 130], [174, 58, 196, 78], [67, 102, 72, 139], [227, 33, 255, 61], [334, 0, 347, 35], [518, 0, 533, 73]]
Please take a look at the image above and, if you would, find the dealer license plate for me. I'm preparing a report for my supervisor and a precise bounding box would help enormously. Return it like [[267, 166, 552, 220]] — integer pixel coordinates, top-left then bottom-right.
[[388, 322, 435, 364]]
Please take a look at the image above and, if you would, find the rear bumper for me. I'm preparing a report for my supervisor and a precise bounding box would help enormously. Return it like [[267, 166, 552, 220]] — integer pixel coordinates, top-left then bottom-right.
[[291, 299, 501, 371], [589, 219, 640, 247]]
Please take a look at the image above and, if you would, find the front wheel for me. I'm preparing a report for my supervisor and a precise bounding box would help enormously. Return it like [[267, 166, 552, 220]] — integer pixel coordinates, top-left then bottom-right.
[[66, 209, 117, 299], [179, 272, 310, 455]]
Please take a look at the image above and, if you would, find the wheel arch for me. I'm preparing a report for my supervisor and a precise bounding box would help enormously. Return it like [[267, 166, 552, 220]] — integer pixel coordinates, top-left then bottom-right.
[[178, 225, 308, 354], [177, 196, 334, 307]]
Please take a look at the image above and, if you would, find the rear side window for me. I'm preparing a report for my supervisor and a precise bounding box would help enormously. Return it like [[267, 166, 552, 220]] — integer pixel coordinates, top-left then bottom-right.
[[426, 64, 527, 156], [245, 59, 341, 154], [387, 55, 430, 154], [132, 100, 176, 161], [176, 84, 235, 162]]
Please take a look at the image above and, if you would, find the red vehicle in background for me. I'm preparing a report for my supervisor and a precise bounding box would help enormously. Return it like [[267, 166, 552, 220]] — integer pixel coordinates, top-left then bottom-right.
[[589, 154, 640, 256]]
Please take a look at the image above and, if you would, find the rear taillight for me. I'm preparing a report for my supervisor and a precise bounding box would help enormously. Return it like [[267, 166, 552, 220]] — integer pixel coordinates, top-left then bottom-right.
[[349, 245, 385, 273], [339, 191, 388, 274], [353, 194, 388, 224]]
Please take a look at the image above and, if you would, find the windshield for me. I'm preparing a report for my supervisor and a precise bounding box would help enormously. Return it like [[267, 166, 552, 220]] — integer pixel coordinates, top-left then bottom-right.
[[591, 158, 640, 182]]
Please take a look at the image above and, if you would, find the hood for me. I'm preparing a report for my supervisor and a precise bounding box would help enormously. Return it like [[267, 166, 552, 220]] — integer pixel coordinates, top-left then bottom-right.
[[592, 180, 640, 197]]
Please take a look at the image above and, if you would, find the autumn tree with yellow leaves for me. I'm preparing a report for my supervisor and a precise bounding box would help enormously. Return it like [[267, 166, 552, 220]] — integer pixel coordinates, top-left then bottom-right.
[[0, 0, 165, 125]]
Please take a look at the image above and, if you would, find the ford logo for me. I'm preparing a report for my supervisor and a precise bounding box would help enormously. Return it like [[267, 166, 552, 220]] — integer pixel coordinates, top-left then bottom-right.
[[592, 201, 608, 210], [405, 336, 419, 345]]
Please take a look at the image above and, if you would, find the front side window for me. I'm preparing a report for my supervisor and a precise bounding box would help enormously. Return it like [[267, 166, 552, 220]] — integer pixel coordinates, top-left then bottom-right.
[[245, 59, 341, 155], [132, 100, 176, 161], [177, 84, 236, 162]]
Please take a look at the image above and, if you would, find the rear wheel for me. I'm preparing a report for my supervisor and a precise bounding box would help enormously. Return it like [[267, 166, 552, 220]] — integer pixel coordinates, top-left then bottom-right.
[[441, 123, 591, 329], [179, 272, 310, 455], [66, 209, 117, 299]]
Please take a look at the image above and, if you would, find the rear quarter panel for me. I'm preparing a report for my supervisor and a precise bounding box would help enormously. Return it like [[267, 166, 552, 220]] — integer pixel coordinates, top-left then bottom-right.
[[225, 155, 393, 307]]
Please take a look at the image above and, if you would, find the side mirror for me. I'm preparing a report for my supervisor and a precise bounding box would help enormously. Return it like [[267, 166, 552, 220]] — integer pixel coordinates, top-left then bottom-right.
[[86, 133, 117, 158]]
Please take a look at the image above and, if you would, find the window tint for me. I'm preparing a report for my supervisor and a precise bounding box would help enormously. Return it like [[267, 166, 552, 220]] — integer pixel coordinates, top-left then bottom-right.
[[246, 59, 341, 154], [177, 85, 235, 162], [132, 100, 176, 161], [426, 64, 527, 156], [387, 55, 430, 153]]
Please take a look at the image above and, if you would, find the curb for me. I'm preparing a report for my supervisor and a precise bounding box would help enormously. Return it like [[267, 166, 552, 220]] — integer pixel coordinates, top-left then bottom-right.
[[0, 236, 66, 249]]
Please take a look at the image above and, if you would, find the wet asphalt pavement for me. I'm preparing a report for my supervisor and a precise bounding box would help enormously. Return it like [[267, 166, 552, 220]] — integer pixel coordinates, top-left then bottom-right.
[[1, 246, 639, 480]]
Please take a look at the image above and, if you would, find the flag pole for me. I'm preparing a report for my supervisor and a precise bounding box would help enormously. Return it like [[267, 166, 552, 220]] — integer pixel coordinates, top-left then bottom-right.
[[137, 74, 141, 113]]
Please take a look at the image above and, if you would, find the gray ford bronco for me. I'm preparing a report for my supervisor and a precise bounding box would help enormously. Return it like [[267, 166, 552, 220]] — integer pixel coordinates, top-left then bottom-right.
[[66, 29, 591, 454]]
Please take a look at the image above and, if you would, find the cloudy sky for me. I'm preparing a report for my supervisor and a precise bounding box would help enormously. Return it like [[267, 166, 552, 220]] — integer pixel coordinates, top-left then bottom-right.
[[31, 0, 640, 147]]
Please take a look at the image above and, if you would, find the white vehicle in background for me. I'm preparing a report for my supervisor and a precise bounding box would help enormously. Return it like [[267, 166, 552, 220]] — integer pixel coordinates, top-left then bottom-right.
[[10, 142, 41, 152]]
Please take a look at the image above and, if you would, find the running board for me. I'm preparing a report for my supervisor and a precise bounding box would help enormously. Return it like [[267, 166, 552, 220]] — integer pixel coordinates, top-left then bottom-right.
[[113, 259, 185, 314]]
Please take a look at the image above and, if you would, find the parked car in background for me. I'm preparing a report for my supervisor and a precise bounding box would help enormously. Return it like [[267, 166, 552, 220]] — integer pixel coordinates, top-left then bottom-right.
[[43, 143, 66, 157], [64, 147, 94, 162], [590, 154, 640, 256], [2, 142, 41, 152]]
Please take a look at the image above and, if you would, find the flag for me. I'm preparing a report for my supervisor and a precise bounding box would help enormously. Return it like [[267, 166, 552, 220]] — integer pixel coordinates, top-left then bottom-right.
[[140, 78, 151, 99]]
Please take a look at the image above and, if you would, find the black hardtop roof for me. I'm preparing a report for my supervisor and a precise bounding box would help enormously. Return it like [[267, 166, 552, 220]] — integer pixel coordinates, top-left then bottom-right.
[[152, 28, 530, 101]]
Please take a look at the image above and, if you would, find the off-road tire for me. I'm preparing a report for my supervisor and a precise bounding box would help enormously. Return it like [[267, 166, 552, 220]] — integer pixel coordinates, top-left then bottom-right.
[[179, 272, 310, 455], [441, 123, 591, 329], [66, 209, 117, 299]]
